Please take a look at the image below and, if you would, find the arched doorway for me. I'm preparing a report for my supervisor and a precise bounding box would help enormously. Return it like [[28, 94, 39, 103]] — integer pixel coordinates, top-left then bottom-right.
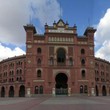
[[39, 86, 43, 94], [102, 85, 107, 96], [95, 85, 99, 96], [55, 73, 68, 95], [19, 85, 25, 97], [80, 85, 83, 93], [1, 87, 5, 97], [35, 86, 38, 94], [9, 86, 14, 97], [34, 86, 43, 94]]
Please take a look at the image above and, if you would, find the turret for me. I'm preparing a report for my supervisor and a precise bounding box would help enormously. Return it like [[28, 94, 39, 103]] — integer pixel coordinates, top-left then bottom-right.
[[24, 24, 36, 43], [84, 27, 96, 37], [84, 27, 96, 43]]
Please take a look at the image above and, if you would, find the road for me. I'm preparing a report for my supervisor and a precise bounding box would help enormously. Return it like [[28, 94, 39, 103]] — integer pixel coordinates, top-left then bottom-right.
[[0, 96, 110, 110]]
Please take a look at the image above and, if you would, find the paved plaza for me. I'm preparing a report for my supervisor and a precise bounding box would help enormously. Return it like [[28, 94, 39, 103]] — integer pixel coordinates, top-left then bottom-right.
[[0, 96, 110, 110]]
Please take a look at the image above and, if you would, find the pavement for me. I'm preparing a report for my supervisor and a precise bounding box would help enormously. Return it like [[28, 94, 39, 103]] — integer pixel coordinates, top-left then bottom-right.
[[0, 96, 110, 110]]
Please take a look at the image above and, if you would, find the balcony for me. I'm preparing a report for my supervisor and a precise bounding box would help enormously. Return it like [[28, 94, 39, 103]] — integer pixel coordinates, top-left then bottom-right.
[[48, 61, 73, 68], [57, 63, 66, 66]]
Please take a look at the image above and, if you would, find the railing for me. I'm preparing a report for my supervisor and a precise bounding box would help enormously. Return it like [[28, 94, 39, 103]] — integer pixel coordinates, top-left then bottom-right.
[[55, 88, 68, 95], [48, 61, 74, 67], [57, 63, 66, 66]]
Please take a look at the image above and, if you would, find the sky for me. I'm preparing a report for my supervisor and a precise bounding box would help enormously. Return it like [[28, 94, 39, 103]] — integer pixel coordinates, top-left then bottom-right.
[[0, 0, 110, 61]]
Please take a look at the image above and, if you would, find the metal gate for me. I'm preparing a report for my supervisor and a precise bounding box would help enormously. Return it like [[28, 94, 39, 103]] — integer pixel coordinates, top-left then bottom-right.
[[55, 88, 68, 95]]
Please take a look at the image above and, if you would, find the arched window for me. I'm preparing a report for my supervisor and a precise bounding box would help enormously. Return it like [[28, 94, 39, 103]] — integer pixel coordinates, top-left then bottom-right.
[[19, 61, 20, 65], [20, 69, 22, 75], [97, 71, 99, 76], [37, 58, 41, 65], [69, 57, 73, 66], [6, 72, 7, 76], [50, 57, 54, 65], [12, 78, 14, 82], [81, 59, 85, 65], [3, 73, 5, 77], [37, 70, 41, 78], [9, 71, 11, 76], [9, 78, 11, 82], [16, 70, 19, 75], [57, 48, 66, 64], [16, 77, 19, 81], [19, 77, 22, 81], [82, 70, 85, 78], [81, 49, 85, 54], [12, 71, 14, 76], [37, 48, 41, 54]]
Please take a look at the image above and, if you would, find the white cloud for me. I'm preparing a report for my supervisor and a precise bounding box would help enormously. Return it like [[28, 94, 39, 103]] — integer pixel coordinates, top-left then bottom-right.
[[0, 0, 30, 45], [0, 43, 25, 61], [95, 8, 110, 44], [95, 8, 110, 61], [95, 41, 110, 61], [31, 0, 61, 26], [0, 0, 61, 45]]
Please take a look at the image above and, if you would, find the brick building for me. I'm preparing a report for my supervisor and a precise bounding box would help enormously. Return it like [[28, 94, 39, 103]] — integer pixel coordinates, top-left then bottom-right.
[[0, 19, 110, 97]]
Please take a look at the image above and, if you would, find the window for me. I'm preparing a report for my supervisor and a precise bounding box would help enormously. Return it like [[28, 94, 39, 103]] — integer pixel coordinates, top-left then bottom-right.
[[50, 57, 54, 65], [82, 70, 85, 78], [81, 59, 85, 65], [95, 78, 99, 81], [69, 57, 73, 66], [9, 71, 11, 76], [5, 72, 7, 76], [57, 48, 66, 64], [20, 69, 22, 75], [81, 49, 85, 54], [16, 77, 19, 81], [19, 77, 22, 81], [9, 78, 11, 82], [37, 70, 41, 78], [12, 78, 14, 82], [12, 71, 14, 76], [37, 48, 41, 54], [97, 71, 99, 76], [95, 63, 99, 68], [37, 58, 41, 65], [16, 70, 19, 75]]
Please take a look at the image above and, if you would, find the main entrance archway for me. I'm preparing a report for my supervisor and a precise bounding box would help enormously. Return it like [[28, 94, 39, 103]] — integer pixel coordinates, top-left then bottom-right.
[[55, 73, 68, 95]]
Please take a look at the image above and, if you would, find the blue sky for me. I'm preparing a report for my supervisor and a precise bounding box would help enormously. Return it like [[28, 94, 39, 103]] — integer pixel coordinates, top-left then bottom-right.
[[0, 0, 110, 61]]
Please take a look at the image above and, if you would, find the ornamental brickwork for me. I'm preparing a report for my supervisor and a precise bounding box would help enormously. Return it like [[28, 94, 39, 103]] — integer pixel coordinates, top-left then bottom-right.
[[0, 19, 110, 97]]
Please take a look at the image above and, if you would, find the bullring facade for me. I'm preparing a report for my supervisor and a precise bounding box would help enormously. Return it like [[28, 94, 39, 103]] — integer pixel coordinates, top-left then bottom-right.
[[0, 19, 110, 97]]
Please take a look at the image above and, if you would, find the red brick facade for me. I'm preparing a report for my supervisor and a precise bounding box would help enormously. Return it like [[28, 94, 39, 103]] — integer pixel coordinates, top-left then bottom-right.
[[0, 19, 110, 97]]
